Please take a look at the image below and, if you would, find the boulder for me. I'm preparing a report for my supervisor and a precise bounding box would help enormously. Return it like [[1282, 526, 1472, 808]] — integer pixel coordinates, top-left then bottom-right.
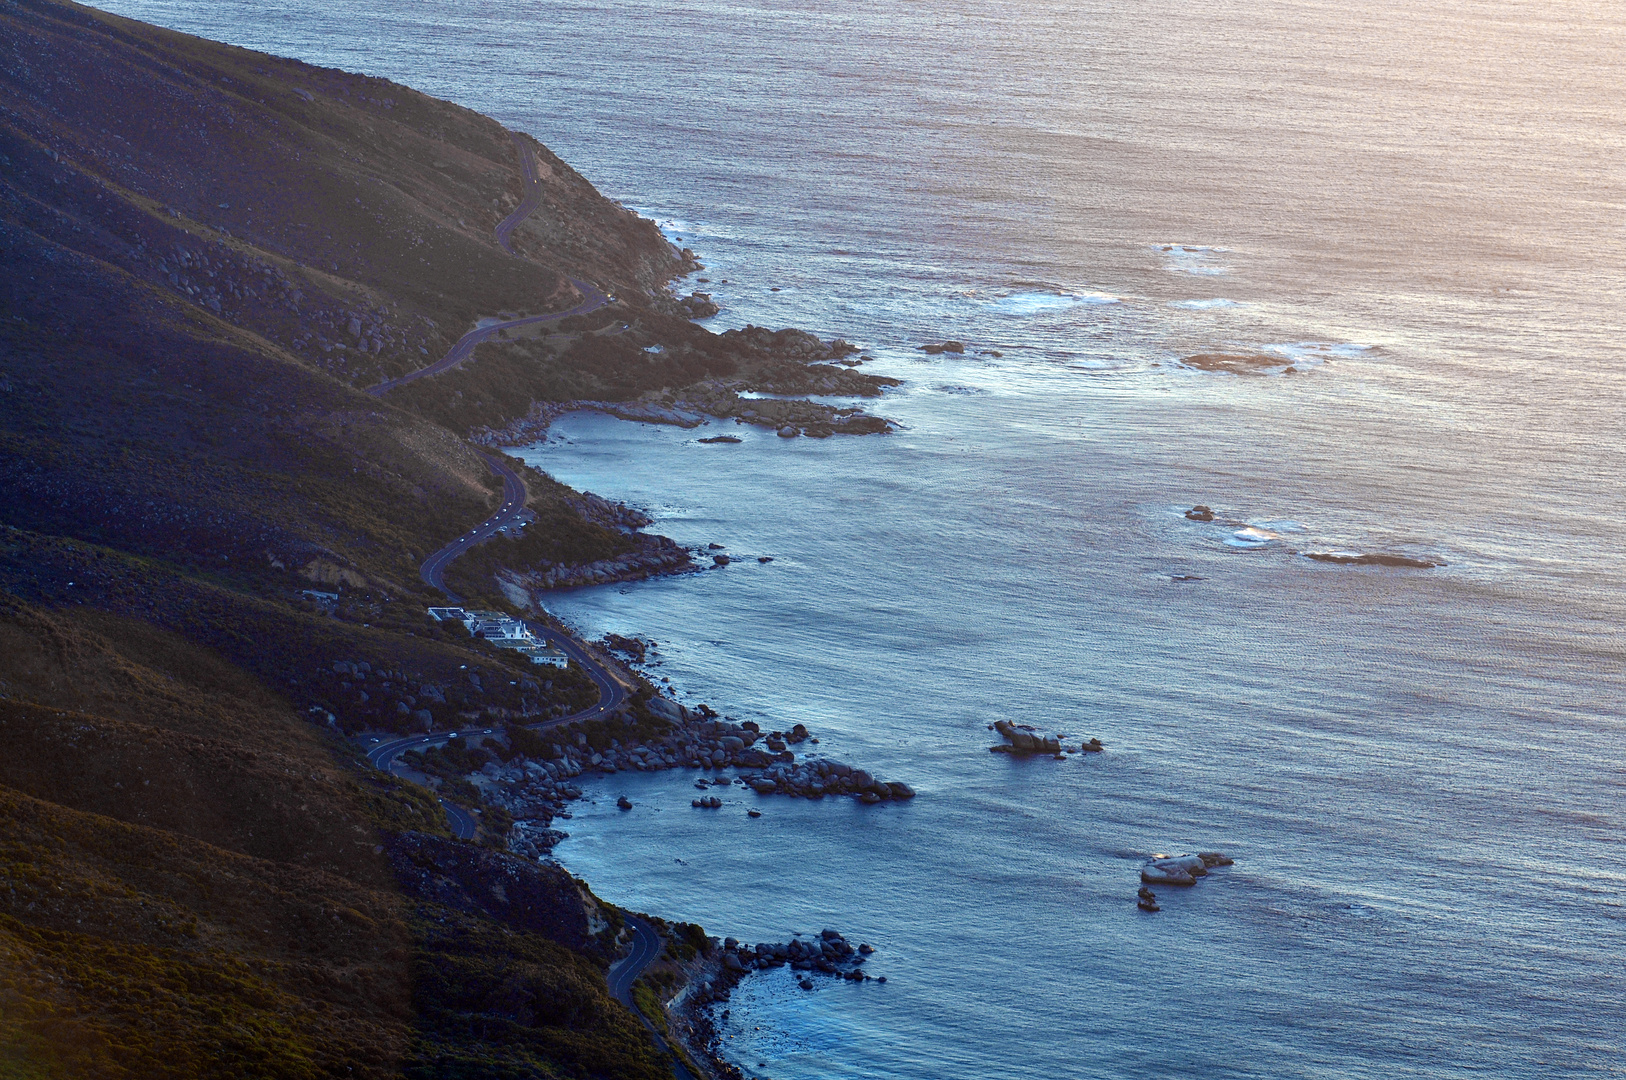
[[886, 782, 915, 799], [722, 953, 745, 973], [778, 425, 798, 438], [1185, 505, 1215, 522], [647, 696, 683, 722], [1140, 853, 1221, 886], [1139, 863, 1195, 886]]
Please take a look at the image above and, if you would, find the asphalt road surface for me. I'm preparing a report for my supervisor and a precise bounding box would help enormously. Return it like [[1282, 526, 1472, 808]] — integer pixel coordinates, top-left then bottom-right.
[[609, 914, 698, 1080], [366, 134, 610, 398], [495, 131, 542, 256], [418, 451, 528, 599], [357, 129, 672, 1058]]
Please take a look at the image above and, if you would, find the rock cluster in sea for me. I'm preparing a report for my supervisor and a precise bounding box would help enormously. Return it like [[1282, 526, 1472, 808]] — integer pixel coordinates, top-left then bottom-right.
[[719, 929, 880, 985], [741, 759, 915, 803], [990, 719, 1103, 757], [1183, 504, 1445, 568], [481, 694, 913, 857], [1139, 851, 1234, 887]]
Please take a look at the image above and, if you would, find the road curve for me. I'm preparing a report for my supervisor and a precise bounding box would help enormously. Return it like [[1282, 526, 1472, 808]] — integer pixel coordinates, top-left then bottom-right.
[[419, 451, 528, 600], [495, 131, 542, 256], [366, 134, 611, 398], [369, 451, 627, 803], [609, 914, 697, 1080], [359, 129, 669, 1051], [438, 797, 478, 840]]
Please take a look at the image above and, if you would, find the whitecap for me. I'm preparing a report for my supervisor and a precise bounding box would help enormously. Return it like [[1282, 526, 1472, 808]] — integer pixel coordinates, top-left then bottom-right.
[[1259, 341, 1373, 368], [1168, 298, 1244, 309], [984, 290, 1118, 315], [1225, 526, 1282, 548], [1158, 244, 1232, 276]]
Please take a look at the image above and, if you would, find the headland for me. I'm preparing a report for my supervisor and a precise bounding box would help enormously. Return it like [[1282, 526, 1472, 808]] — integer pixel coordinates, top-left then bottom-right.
[[0, 1, 906, 1076]]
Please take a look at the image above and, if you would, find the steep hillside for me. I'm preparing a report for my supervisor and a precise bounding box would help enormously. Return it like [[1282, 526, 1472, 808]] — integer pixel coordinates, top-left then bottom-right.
[[0, 598, 671, 1079], [0, 1, 712, 1075]]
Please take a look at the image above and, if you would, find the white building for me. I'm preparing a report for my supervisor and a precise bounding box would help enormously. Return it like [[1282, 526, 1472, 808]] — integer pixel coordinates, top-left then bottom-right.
[[427, 607, 567, 667]]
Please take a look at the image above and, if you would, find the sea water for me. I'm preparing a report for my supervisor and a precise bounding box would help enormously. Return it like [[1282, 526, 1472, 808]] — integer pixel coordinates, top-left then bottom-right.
[[91, 0, 1626, 1075]]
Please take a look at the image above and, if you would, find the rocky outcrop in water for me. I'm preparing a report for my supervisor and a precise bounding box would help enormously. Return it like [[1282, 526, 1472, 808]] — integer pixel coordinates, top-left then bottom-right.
[[1139, 851, 1234, 887], [989, 719, 1102, 756], [678, 291, 720, 318], [741, 758, 915, 804]]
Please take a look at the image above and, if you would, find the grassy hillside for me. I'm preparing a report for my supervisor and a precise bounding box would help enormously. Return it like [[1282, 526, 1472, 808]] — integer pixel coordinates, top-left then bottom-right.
[[0, 1, 713, 1074]]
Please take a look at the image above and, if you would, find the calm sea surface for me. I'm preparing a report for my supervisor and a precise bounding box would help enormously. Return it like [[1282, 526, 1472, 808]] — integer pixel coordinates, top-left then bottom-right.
[[95, 0, 1626, 1075]]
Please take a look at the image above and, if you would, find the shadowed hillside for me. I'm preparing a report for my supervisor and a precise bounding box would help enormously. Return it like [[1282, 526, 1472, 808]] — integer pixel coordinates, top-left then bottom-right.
[[0, 0, 710, 1074]]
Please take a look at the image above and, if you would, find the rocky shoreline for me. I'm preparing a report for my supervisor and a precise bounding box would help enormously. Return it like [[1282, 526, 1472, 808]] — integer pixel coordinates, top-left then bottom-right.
[[470, 326, 899, 448], [658, 925, 885, 1080], [405, 688, 913, 862]]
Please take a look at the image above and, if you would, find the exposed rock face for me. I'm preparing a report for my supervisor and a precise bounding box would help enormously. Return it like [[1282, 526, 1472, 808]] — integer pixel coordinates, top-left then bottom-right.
[[519, 533, 694, 590], [1139, 851, 1234, 887], [386, 831, 598, 951], [740, 758, 915, 803], [993, 720, 1061, 755], [679, 291, 720, 318]]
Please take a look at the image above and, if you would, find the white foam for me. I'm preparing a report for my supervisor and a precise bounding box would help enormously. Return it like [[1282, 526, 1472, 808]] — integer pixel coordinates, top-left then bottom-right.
[[984, 290, 1118, 315], [1260, 341, 1373, 368], [1157, 243, 1232, 276], [1225, 526, 1282, 548], [1168, 298, 1244, 310]]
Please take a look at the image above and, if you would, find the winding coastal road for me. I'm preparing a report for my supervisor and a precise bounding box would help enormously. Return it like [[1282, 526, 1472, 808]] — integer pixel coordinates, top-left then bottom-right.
[[418, 451, 528, 598], [609, 914, 698, 1080], [359, 130, 678, 1054], [366, 134, 611, 397]]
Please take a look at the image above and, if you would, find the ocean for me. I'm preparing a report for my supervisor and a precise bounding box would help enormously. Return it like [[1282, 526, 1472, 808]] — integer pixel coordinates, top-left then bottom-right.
[[91, 0, 1626, 1075]]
